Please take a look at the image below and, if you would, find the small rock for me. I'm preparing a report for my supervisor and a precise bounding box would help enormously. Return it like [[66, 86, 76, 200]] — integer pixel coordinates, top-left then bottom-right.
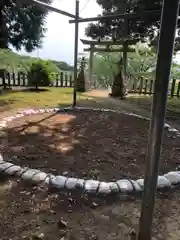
[[32, 233, 44, 240], [91, 202, 98, 209], [68, 197, 73, 203], [59, 229, 68, 237], [62, 171, 68, 176], [82, 172, 87, 177], [57, 219, 68, 228], [50, 210, 56, 215], [129, 229, 136, 240], [99, 215, 109, 221], [22, 236, 29, 240]]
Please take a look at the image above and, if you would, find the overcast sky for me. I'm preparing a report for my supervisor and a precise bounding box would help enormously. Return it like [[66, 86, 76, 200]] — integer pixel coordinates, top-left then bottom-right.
[[19, 0, 102, 64]]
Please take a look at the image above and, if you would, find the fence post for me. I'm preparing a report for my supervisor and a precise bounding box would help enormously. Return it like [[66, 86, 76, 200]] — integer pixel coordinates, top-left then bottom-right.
[[133, 79, 137, 92], [55, 73, 59, 87], [12, 72, 16, 86], [17, 72, 21, 86], [170, 78, 176, 97], [149, 80, 154, 95], [22, 73, 26, 86], [139, 77, 143, 94], [60, 72, 64, 87], [69, 75, 72, 87], [65, 73, 68, 87], [2, 71, 6, 88], [177, 81, 180, 97], [7, 72, 11, 88], [144, 79, 148, 95]]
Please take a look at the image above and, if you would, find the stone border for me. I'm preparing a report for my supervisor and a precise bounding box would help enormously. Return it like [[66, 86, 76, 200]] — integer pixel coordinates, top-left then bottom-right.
[[0, 106, 180, 195]]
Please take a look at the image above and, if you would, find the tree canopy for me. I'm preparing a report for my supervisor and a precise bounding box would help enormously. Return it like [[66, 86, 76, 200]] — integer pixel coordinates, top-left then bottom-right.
[[0, 49, 73, 73], [85, 0, 180, 50], [0, 0, 51, 52], [91, 43, 180, 88]]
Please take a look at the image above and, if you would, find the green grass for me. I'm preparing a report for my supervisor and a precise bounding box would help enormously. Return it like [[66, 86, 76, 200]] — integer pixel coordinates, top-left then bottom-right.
[[0, 88, 90, 111], [1, 87, 180, 120], [127, 94, 180, 113]]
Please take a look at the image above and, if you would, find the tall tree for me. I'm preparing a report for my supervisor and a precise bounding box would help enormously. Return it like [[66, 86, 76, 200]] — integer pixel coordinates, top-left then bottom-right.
[[0, 0, 51, 52], [85, 0, 180, 50]]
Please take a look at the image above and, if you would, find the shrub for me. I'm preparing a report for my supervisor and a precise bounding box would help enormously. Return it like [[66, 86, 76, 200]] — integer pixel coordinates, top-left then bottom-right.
[[28, 60, 53, 89]]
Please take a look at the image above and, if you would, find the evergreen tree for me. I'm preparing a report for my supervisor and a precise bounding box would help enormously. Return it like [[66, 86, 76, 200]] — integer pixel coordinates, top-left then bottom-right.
[[0, 0, 51, 51], [85, 0, 180, 49]]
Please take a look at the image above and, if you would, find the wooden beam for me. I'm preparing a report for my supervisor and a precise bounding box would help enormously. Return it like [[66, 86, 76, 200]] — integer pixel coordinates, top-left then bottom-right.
[[17, 0, 78, 19], [81, 38, 140, 46], [72, 0, 79, 107], [138, 0, 179, 239], [83, 47, 135, 52], [69, 10, 161, 24]]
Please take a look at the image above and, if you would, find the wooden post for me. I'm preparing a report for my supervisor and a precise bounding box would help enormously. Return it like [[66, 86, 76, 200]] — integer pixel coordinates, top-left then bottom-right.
[[123, 42, 128, 81], [22, 73, 26, 86], [12, 72, 16, 86], [7, 72, 11, 88], [72, 0, 79, 107], [17, 72, 21, 86], [139, 77, 143, 94], [170, 78, 176, 97], [56, 73, 59, 87], [60, 72, 63, 87], [177, 81, 180, 97], [138, 0, 179, 239], [144, 79, 148, 95], [70, 75, 73, 87], [88, 47, 94, 87], [150, 80, 154, 95], [65, 73, 68, 87]]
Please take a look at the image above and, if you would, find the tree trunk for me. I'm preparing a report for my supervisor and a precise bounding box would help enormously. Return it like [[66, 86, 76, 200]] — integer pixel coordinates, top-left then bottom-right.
[[0, 4, 8, 49]]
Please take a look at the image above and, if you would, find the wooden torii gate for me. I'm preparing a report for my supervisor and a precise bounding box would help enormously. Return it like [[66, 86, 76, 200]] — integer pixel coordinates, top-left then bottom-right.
[[80, 38, 140, 87]]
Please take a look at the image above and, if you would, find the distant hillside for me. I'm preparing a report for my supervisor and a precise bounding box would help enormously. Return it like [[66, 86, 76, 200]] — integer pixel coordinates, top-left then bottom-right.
[[0, 49, 73, 73], [53, 60, 74, 71]]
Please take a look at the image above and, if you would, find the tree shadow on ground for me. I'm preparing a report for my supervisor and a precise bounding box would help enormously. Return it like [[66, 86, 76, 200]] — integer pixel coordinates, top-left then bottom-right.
[[0, 108, 179, 239], [1, 87, 51, 95], [0, 98, 17, 113], [0, 109, 139, 239]]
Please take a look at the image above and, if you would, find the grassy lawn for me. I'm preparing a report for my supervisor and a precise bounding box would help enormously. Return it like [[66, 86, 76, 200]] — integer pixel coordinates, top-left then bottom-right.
[[0, 87, 92, 111], [127, 94, 180, 114], [1, 87, 180, 122]]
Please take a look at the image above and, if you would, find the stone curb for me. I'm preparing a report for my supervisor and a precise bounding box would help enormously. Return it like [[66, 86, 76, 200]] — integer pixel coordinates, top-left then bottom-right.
[[0, 106, 180, 195]]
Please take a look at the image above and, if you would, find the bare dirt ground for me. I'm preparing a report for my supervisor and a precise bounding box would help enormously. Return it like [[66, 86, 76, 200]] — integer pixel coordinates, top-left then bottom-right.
[[0, 108, 180, 240], [0, 90, 180, 240], [1, 110, 179, 180]]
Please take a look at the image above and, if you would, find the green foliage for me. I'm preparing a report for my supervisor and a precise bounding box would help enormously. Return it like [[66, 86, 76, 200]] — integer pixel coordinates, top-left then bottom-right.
[[53, 60, 74, 71], [127, 43, 157, 80], [27, 60, 53, 89], [171, 62, 180, 79], [0, 49, 72, 74], [91, 43, 180, 88], [0, 0, 51, 51], [92, 51, 120, 87], [85, 0, 180, 50]]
